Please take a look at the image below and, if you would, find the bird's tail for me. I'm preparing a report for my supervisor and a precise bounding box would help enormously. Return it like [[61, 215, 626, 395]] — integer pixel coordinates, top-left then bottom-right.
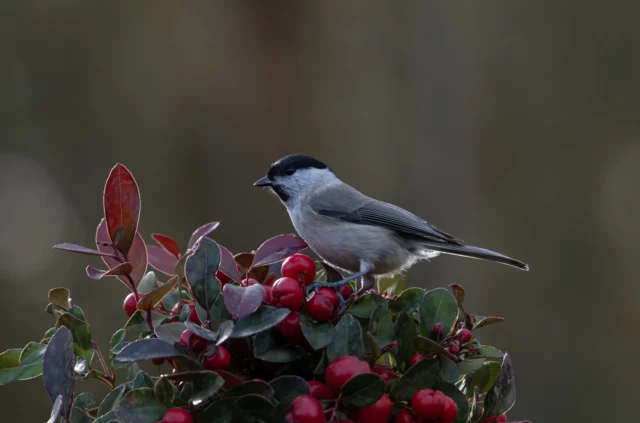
[[419, 241, 529, 271]]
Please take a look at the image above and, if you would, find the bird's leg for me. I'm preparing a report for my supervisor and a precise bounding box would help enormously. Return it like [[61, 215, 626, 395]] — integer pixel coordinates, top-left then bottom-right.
[[355, 274, 377, 297], [306, 259, 374, 296]]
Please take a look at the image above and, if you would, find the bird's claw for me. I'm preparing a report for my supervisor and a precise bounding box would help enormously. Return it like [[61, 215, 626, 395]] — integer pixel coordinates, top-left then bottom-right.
[[305, 279, 352, 297]]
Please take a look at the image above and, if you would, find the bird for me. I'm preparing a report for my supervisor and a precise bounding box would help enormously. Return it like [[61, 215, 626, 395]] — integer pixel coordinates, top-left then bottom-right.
[[254, 154, 528, 296]]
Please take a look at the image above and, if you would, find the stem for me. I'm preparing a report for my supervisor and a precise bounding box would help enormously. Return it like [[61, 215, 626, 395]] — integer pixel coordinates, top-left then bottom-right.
[[145, 305, 155, 332], [325, 394, 342, 423], [91, 341, 113, 380], [95, 375, 116, 390]]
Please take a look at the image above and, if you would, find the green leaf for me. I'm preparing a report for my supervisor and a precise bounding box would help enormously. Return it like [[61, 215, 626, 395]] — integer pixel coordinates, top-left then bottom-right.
[[110, 329, 127, 350], [389, 358, 441, 402], [438, 356, 460, 384], [161, 289, 180, 312], [184, 321, 219, 342], [155, 322, 188, 345], [43, 327, 57, 340], [154, 377, 174, 404], [393, 312, 417, 371], [299, 313, 335, 350], [115, 388, 167, 423], [389, 288, 425, 315], [137, 276, 178, 311], [253, 331, 306, 363], [413, 335, 454, 358], [190, 371, 225, 407], [20, 341, 47, 365], [224, 380, 275, 400], [124, 310, 170, 332], [482, 353, 516, 417], [185, 238, 221, 310], [378, 275, 404, 297], [138, 271, 159, 294], [49, 287, 71, 311], [473, 316, 505, 330], [98, 384, 127, 416], [469, 361, 501, 395], [230, 306, 290, 338], [269, 375, 309, 407], [418, 288, 458, 340], [231, 394, 276, 422], [70, 407, 92, 423], [458, 346, 503, 375], [327, 314, 365, 363], [216, 321, 234, 346], [93, 410, 119, 423], [56, 306, 94, 364], [223, 283, 265, 319], [115, 339, 187, 363], [46, 395, 63, 423], [348, 294, 387, 319], [341, 373, 385, 407], [42, 326, 75, 420], [133, 371, 155, 389], [314, 262, 343, 283], [432, 381, 470, 423], [73, 392, 95, 409], [200, 398, 234, 423], [369, 305, 393, 347], [0, 347, 44, 385]]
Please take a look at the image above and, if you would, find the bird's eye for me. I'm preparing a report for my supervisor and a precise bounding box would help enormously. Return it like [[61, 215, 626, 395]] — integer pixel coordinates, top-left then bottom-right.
[[285, 168, 296, 176]]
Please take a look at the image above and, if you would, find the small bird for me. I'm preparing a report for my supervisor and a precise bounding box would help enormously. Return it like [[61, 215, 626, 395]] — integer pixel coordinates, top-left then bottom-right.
[[254, 154, 528, 296]]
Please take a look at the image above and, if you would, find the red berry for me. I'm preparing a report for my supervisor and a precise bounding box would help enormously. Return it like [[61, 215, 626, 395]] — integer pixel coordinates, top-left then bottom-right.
[[242, 278, 259, 287], [152, 357, 165, 366], [308, 380, 335, 400], [171, 302, 201, 325], [123, 293, 138, 317], [373, 365, 398, 383], [216, 269, 232, 286], [281, 254, 316, 286], [275, 312, 306, 344], [409, 354, 425, 367], [411, 389, 458, 423], [338, 284, 353, 299], [478, 415, 507, 423], [307, 288, 339, 322], [356, 393, 393, 423], [271, 277, 304, 311], [203, 346, 231, 371], [263, 285, 275, 305], [324, 356, 372, 392], [432, 322, 445, 340], [284, 395, 326, 423], [448, 343, 460, 355], [457, 329, 473, 343], [161, 407, 193, 423], [179, 329, 207, 353], [395, 409, 416, 423]]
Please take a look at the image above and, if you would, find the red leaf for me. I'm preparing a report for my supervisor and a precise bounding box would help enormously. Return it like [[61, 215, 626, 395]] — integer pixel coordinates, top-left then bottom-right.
[[251, 234, 308, 268], [187, 222, 220, 250], [103, 163, 141, 253], [96, 219, 148, 287], [147, 245, 178, 276], [85, 262, 133, 280], [151, 233, 180, 258], [53, 243, 114, 257], [215, 242, 242, 282]]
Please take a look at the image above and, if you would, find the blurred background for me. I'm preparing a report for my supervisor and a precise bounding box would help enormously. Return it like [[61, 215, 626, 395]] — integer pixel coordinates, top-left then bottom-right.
[[1, 1, 638, 421]]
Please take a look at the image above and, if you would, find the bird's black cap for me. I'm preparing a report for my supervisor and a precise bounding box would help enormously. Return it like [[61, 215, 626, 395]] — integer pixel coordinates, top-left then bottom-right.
[[265, 154, 330, 180]]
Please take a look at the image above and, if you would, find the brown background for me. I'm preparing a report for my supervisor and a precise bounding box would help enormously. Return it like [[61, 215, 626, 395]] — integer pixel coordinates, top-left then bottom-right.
[[1, 2, 639, 422]]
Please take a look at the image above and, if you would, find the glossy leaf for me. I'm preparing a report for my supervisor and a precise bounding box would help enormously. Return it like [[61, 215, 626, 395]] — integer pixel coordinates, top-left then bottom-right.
[[184, 321, 219, 342], [147, 245, 178, 276], [98, 384, 126, 416], [190, 371, 225, 407], [469, 361, 501, 395], [253, 331, 306, 363], [458, 346, 503, 375], [138, 271, 159, 295], [216, 321, 234, 346], [341, 373, 385, 407], [348, 294, 387, 319], [103, 163, 141, 253], [154, 377, 174, 404], [216, 242, 243, 282], [389, 358, 441, 402], [133, 370, 155, 389], [115, 388, 167, 423], [52, 243, 114, 257], [186, 238, 221, 310], [124, 310, 170, 332], [200, 398, 234, 423], [438, 356, 460, 384], [389, 288, 425, 315], [188, 222, 221, 250], [0, 348, 44, 385], [414, 336, 456, 359], [231, 394, 275, 422], [20, 341, 47, 365], [46, 395, 63, 423], [222, 283, 264, 319], [137, 276, 178, 310], [483, 353, 517, 417], [55, 307, 94, 364], [269, 375, 309, 406], [86, 262, 133, 280], [230, 306, 290, 338], [234, 253, 269, 282], [419, 288, 458, 339], [152, 233, 180, 258], [116, 339, 186, 363], [70, 407, 92, 423], [369, 305, 393, 347], [473, 316, 505, 330], [224, 380, 274, 400], [48, 288, 71, 310], [42, 326, 75, 420], [327, 314, 365, 362], [155, 322, 187, 345], [393, 312, 418, 371], [378, 275, 405, 297], [299, 313, 335, 350], [96, 219, 148, 287], [251, 234, 308, 268], [73, 392, 95, 410]]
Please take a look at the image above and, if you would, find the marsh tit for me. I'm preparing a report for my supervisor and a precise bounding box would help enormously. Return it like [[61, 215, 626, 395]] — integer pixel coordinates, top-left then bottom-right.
[[254, 154, 528, 295]]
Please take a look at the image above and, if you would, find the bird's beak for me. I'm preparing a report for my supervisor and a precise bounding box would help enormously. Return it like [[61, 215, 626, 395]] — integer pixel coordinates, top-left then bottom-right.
[[254, 176, 272, 187]]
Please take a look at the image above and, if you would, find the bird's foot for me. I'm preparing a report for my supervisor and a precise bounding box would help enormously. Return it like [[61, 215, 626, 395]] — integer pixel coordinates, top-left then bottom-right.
[[305, 279, 352, 296]]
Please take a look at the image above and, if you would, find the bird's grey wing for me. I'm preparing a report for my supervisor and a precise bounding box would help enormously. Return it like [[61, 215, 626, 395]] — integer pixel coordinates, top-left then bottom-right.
[[310, 185, 463, 244]]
